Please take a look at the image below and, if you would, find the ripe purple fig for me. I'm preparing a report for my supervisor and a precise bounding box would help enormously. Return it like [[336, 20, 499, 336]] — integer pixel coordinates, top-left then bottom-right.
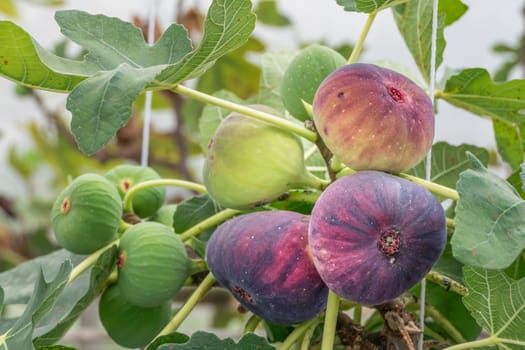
[[312, 63, 434, 172], [206, 210, 328, 324], [308, 171, 446, 305]]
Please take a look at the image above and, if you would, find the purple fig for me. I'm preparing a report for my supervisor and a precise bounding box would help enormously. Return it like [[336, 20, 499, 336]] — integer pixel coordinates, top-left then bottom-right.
[[308, 171, 446, 305], [312, 63, 434, 172], [206, 210, 328, 324]]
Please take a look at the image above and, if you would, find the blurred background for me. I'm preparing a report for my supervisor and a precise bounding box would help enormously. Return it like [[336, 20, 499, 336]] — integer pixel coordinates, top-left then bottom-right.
[[0, 0, 523, 348]]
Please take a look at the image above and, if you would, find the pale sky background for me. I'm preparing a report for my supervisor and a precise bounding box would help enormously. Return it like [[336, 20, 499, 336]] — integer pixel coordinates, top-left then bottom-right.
[[0, 0, 523, 197]]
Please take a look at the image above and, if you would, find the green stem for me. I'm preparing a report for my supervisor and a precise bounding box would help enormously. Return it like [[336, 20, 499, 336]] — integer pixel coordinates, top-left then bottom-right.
[[278, 314, 324, 350], [179, 208, 241, 242], [299, 318, 320, 350], [446, 217, 455, 229], [425, 271, 469, 296], [172, 84, 318, 142], [119, 220, 133, 233], [155, 272, 216, 338], [424, 304, 467, 344], [444, 336, 500, 350], [243, 314, 262, 334], [353, 304, 362, 325], [321, 291, 340, 350], [67, 240, 119, 285], [123, 178, 207, 212], [348, 11, 378, 64]]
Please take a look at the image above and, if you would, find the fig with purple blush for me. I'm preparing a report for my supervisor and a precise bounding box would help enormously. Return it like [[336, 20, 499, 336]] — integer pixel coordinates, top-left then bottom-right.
[[308, 171, 446, 305], [206, 210, 328, 324], [312, 63, 434, 172]]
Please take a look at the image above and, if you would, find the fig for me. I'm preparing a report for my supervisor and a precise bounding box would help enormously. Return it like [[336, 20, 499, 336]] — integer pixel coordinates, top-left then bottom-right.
[[105, 164, 166, 218], [118, 221, 190, 307], [312, 63, 434, 172], [203, 108, 322, 210], [148, 203, 177, 228], [99, 284, 171, 348], [308, 171, 446, 305], [206, 210, 328, 324], [281, 44, 347, 121], [50, 173, 122, 254]]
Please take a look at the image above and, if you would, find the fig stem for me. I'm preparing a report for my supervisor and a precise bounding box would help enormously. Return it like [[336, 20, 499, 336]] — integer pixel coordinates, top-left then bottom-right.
[[243, 314, 262, 334], [425, 271, 469, 296], [446, 217, 455, 228], [172, 84, 318, 142], [278, 313, 324, 350], [424, 304, 467, 344], [348, 11, 377, 64], [321, 290, 340, 350], [122, 179, 207, 213], [443, 336, 502, 350], [67, 240, 119, 285], [154, 272, 216, 338], [353, 304, 362, 325], [179, 208, 241, 242], [299, 318, 319, 350]]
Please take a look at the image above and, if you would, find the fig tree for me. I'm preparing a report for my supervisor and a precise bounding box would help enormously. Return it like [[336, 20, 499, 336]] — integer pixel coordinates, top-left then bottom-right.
[[206, 210, 328, 324], [51, 173, 122, 254], [312, 63, 434, 172], [105, 164, 166, 218], [281, 44, 347, 121], [118, 221, 190, 307], [308, 171, 446, 305], [99, 284, 171, 348], [203, 108, 323, 210]]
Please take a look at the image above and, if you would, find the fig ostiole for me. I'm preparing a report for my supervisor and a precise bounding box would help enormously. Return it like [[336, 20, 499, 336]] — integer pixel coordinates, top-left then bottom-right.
[[51, 173, 122, 254], [105, 164, 166, 218], [312, 63, 434, 172], [281, 44, 347, 121], [203, 107, 324, 210], [308, 171, 446, 306], [117, 221, 190, 307], [206, 210, 328, 324], [99, 284, 171, 348]]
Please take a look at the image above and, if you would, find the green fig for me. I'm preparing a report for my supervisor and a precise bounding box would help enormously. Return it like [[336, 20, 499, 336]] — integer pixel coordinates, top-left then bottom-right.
[[51, 173, 122, 254], [118, 221, 190, 307], [281, 44, 347, 121], [148, 204, 177, 228], [203, 107, 322, 210], [105, 164, 166, 218], [99, 284, 171, 348]]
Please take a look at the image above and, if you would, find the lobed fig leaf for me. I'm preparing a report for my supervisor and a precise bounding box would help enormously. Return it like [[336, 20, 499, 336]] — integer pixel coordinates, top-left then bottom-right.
[[308, 171, 446, 305], [203, 107, 322, 210], [117, 222, 190, 307], [206, 210, 328, 324], [50, 173, 122, 254]]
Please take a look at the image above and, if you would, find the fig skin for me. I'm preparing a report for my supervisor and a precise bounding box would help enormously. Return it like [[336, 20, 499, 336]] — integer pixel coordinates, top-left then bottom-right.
[[51, 173, 122, 254], [312, 63, 434, 172], [308, 171, 446, 305], [281, 44, 347, 121], [105, 164, 166, 218], [99, 284, 171, 348], [206, 210, 328, 324], [203, 108, 322, 210], [118, 221, 190, 307]]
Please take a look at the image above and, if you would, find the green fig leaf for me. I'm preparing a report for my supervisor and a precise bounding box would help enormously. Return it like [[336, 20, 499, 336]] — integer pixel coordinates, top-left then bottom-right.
[[38, 346, 76, 350], [462, 266, 525, 349], [406, 141, 489, 190], [173, 194, 225, 234], [146, 332, 190, 350], [392, 0, 446, 83], [336, 0, 404, 13], [438, 0, 468, 26], [67, 64, 163, 155], [0, 21, 88, 92], [154, 0, 256, 85], [438, 68, 525, 170], [156, 331, 275, 349], [198, 90, 245, 152], [0, 260, 72, 350], [257, 51, 295, 112], [254, 0, 291, 26], [451, 153, 525, 269], [505, 252, 525, 280], [33, 245, 118, 347]]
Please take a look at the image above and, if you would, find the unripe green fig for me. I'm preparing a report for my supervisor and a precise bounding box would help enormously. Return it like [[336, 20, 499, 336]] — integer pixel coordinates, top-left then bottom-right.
[[313, 63, 434, 172], [281, 44, 347, 121], [148, 204, 177, 228], [99, 284, 171, 348], [203, 107, 323, 210], [118, 221, 190, 307], [105, 164, 166, 218], [51, 173, 122, 254]]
